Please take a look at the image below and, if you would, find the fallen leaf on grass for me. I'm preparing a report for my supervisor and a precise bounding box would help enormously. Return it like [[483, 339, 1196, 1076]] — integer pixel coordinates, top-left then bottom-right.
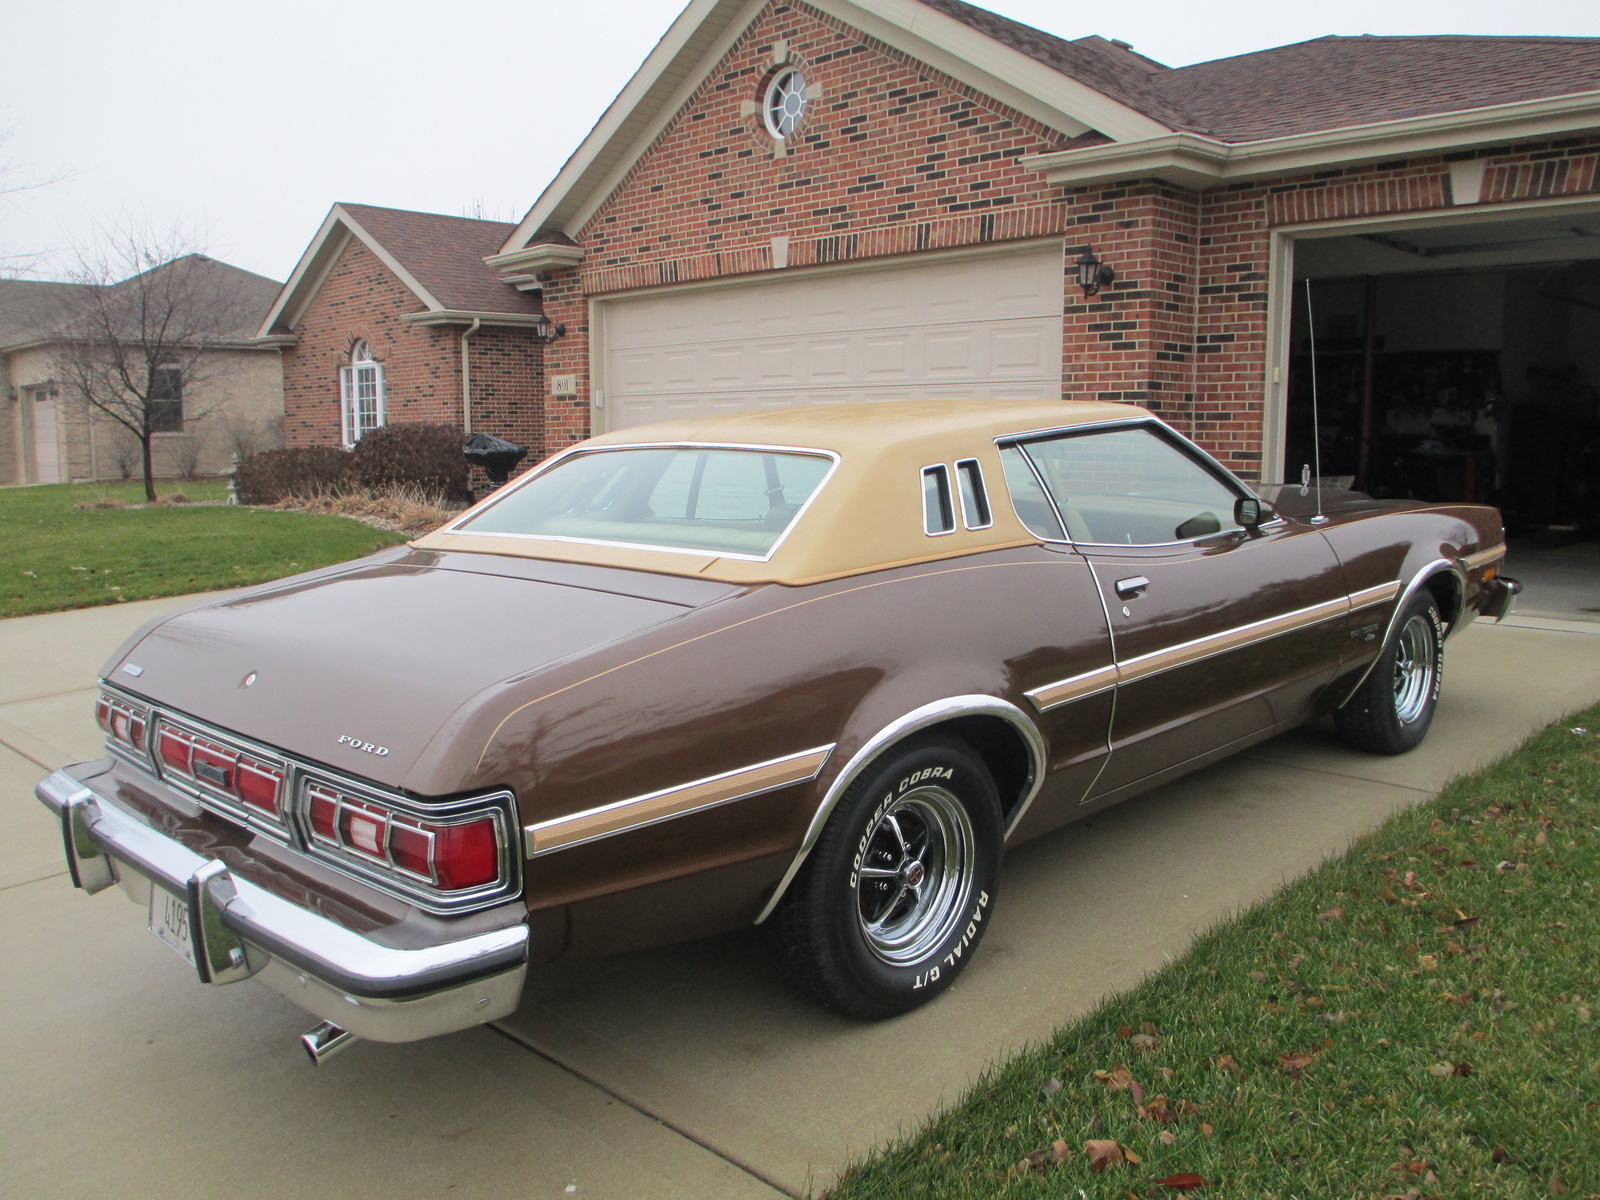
[[1160, 1130, 1177, 1146], [1085, 1140, 1127, 1173], [1278, 1051, 1317, 1079], [1094, 1065, 1134, 1091], [1214, 1055, 1242, 1075], [1130, 1032, 1161, 1052], [1428, 1062, 1455, 1076], [1319, 906, 1344, 921], [1155, 1174, 1208, 1190], [1042, 1077, 1062, 1097], [1491, 1146, 1507, 1163], [1199, 1123, 1214, 1136]]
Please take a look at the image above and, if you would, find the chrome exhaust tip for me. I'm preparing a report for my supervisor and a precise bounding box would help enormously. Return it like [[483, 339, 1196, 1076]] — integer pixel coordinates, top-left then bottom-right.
[[301, 1020, 356, 1065]]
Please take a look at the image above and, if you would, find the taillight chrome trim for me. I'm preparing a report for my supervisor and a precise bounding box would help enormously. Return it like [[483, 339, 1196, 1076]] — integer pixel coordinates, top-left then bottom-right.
[[294, 768, 519, 913], [149, 712, 293, 839], [98, 684, 156, 773], [96, 682, 522, 916]]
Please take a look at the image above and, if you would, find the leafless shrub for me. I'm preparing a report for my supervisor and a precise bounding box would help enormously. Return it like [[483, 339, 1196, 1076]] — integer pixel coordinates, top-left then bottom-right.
[[271, 484, 456, 537], [170, 434, 202, 480]]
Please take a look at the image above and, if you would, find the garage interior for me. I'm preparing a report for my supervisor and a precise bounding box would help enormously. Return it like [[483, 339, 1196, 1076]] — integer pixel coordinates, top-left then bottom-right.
[[1288, 208, 1600, 619]]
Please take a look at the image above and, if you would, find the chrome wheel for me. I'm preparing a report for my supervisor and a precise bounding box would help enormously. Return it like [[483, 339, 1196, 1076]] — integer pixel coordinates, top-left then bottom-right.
[[854, 786, 975, 966], [1392, 612, 1437, 723]]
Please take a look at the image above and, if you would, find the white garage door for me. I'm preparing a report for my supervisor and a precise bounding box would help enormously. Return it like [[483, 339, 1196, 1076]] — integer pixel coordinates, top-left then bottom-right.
[[598, 243, 1065, 430]]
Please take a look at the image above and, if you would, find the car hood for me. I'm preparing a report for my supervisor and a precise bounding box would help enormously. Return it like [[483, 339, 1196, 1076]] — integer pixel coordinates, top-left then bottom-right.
[[105, 551, 724, 790]]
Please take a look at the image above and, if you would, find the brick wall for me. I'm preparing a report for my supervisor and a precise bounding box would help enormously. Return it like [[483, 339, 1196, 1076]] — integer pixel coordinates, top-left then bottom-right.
[[537, 0, 1071, 458], [528, 0, 1600, 481], [283, 235, 545, 467]]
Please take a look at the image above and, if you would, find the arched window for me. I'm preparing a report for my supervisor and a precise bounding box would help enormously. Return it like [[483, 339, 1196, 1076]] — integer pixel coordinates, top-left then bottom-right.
[[338, 340, 386, 445]]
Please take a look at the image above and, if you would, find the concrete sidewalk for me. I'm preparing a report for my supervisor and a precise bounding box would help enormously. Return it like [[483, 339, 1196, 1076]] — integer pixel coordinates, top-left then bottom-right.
[[4, 596, 1600, 1199]]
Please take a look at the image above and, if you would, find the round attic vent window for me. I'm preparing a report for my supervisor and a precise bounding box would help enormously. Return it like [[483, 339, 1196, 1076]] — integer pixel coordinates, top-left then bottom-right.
[[764, 69, 808, 139]]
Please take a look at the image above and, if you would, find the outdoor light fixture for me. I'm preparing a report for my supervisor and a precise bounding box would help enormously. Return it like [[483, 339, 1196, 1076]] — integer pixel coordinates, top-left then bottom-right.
[[1076, 246, 1115, 296], [532, 314, 567, 344]]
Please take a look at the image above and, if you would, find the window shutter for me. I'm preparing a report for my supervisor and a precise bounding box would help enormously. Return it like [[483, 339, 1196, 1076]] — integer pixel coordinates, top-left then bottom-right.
[[338, 365, 353, 447], [373, 363, 387, 430]]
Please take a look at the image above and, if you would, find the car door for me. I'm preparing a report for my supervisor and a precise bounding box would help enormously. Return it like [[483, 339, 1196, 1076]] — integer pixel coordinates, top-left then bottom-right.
[[1004, 422, 1348, 799]]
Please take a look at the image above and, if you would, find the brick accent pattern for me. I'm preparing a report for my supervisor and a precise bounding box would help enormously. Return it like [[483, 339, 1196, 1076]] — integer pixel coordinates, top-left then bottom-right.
[[283, 237, 545, 468]]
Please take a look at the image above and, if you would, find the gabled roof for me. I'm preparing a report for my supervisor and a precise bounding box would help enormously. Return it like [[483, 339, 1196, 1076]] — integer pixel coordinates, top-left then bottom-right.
[[499, 0, 1600, 253], [499, 0, 1171, 249], [258, 204, 542, 338], [1, 256, 280, 353]]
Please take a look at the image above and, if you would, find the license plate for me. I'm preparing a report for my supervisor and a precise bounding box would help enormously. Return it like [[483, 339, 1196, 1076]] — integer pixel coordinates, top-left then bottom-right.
[[148, 886, 197, 966]]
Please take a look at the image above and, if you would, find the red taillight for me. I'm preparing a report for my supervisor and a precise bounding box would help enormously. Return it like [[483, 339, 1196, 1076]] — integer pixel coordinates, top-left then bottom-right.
[[305, 780, 502, 893], [155, 720, 286, 824], [433, 819, 500, 890], [236, 760, 284, 817], [308, 785, 338, 840], [99, 693, 149, 753], [158, 728, 192, 773]]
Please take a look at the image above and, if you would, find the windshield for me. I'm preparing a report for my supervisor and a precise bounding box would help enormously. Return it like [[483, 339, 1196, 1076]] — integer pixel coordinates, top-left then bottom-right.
[[454, 446, 834, 557]]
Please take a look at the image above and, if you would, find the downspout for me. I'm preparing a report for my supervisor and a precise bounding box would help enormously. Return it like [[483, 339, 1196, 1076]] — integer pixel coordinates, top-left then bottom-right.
[[460, 317, 482, 435]]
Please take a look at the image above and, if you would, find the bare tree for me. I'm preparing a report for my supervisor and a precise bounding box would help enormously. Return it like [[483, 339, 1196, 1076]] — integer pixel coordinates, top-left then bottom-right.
[[51, 219, 254, 500], [0, 126, 64, 277]]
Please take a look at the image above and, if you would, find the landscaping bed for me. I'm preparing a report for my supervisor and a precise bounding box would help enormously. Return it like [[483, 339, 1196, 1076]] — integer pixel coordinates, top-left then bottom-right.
[[2, 480, 408, 617], [825, 707, 1600, 1199]]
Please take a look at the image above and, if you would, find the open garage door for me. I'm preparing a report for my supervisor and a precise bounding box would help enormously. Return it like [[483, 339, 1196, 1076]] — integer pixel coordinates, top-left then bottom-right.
[[595, 243, 1065, 430], [1287, 205, 1600, 620]]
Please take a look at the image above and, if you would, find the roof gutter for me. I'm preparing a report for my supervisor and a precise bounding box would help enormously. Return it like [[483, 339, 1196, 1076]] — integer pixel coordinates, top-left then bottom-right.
[[400, 309, 556, 328], [1021, 89, 1600, 189]]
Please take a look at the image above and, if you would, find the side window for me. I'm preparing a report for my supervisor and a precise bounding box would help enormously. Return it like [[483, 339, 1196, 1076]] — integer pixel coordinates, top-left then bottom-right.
[[999, 445, 1065, 540], [150, 364, 183, 432], [922, 465, 954, 535], [1016, 426, 1243, 545]]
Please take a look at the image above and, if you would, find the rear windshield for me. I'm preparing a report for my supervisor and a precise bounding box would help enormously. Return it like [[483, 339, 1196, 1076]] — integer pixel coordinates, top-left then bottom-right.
[[454, 446, 834, 557]]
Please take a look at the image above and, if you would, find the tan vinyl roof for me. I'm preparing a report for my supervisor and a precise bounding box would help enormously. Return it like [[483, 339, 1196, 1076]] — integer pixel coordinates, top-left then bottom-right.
[[413, 399, 1143, 584]]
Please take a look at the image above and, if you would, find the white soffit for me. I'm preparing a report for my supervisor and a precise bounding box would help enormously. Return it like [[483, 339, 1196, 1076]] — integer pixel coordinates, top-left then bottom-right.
[[502, 0, 1172, 250]]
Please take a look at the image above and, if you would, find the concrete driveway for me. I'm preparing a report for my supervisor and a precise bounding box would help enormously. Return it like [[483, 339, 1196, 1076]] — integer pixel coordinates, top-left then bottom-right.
[[4, 595, 1600, 1199]]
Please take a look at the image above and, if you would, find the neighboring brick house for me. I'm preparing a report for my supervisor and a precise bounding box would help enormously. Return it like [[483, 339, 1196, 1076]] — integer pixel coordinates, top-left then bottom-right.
[[255, 205, 553, 458], [481, 0, 1600, 528], [0, 259, 284, 485]]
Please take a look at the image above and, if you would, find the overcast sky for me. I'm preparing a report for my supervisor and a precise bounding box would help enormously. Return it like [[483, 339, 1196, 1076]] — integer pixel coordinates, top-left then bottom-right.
[[4, 0, 1597, 284]]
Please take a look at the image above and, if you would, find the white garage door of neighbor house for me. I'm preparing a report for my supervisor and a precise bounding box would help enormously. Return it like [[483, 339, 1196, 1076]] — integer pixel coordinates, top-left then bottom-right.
[[599, 244, 1065, 430]]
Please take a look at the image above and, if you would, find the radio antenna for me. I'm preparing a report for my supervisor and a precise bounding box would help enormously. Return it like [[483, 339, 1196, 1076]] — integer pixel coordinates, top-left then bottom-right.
[[1302, 277, 1327, 524]]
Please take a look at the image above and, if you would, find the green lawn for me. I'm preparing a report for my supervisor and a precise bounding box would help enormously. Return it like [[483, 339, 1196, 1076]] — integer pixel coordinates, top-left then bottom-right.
[[826, 707, 1600, 1199], [1, 480, 408, 617]]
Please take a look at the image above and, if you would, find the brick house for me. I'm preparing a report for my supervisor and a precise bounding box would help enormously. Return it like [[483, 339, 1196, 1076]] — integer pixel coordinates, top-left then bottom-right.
[[255, 204, 553, 455], [482, 0, 1600, 532], [1, 259, 284, 485]]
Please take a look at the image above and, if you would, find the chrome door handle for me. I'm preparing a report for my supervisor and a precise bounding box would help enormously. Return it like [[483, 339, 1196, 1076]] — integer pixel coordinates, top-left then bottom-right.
[[1114, 576, 1150, 599]]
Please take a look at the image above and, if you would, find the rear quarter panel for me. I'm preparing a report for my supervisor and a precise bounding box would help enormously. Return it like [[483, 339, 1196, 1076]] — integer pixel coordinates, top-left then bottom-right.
[[432, 546, 1112, 952]]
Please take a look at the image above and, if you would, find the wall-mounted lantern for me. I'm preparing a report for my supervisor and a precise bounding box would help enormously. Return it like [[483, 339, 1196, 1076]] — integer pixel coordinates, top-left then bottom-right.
[[532, 313, 567, 344], [1075, 246, 1116, 296]]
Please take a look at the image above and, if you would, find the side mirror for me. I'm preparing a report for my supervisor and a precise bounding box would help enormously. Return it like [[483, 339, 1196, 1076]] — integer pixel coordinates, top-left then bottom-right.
[[1234, 496, 1266, 530]]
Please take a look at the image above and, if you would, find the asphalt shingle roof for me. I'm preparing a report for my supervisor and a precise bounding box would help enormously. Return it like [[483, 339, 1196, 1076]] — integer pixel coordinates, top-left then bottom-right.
[[0, 256, 280, 352], [919, 0, 1600, 143], [337, 204, 541, 315]]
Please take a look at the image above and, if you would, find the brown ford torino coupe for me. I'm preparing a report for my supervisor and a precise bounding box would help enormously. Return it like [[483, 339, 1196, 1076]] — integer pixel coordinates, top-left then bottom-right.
[[38, 400, 1520, 1061]]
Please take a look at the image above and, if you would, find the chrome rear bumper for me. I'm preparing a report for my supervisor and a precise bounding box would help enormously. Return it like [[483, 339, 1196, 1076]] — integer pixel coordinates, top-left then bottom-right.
[[36, 766, 528, 1043]]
